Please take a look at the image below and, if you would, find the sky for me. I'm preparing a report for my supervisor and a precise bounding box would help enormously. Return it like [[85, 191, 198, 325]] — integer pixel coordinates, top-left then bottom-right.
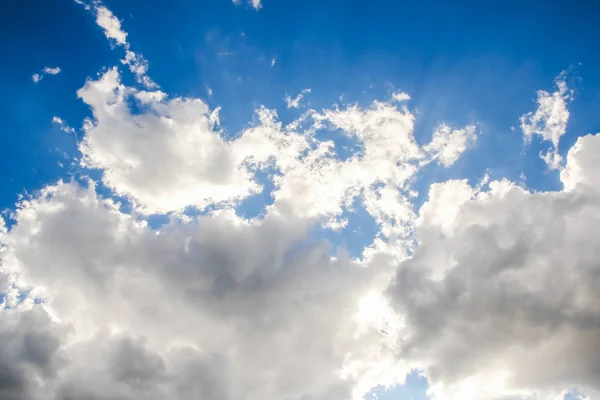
[[1, 0, 600, 399]]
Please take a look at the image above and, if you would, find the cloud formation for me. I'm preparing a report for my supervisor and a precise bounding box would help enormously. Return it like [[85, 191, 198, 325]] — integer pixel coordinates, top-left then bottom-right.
[[32, 66, 61, 84], [3, 2, 596, 400], [76, 67, 472, 222], [520, 72, 573, 169], [388, 133, 600, 399], [284, 89, 311, 109], [77, 1, 156, 88], [423, 124, 477, 167], [0, 180, 404, 400]]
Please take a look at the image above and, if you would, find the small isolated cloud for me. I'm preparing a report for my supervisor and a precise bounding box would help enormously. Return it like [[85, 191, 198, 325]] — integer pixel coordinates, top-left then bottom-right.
[[52, 116, 75, 134], [32, 66, 61, 83], [391, 91, 411, 102], [43, 66, 61, 75], [233, 0, 262, 10], [520, 71, 573, 169], [284, 88, 311, 109]]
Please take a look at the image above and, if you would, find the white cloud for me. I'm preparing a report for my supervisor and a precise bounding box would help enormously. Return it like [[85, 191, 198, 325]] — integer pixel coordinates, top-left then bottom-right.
[[52, 116, 75, 134], [387, 133, 600, 400], [284, 88, 311, 109], [391, 92, 411, 102], [0, 179, 405, 400], [75, 67, 474, 225], [560, 133, 600, 192], [232, 0, 262, 10], [423, 124, 477, 167], [15, 3, 595, 399], [270, 101, 424, 237], [77, 1, 157, 88], [32, 66, 61, 83], [43, 66, 61, 75], [520, 72, 573, 169], [77, 68, 259, 213], [94, 5, 128, 45]]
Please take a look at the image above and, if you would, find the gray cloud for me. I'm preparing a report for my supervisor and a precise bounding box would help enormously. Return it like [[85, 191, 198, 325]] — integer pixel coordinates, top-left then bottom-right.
[[387, 134, 600, 399], [0, 179, 400, 400]]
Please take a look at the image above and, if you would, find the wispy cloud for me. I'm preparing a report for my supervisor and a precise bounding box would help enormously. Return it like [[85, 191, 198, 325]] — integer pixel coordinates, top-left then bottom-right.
[[75, 0, 157, 88], [284, 88, 311, 109], [520, 70, 573, 169], [232, 0, 262, 10]]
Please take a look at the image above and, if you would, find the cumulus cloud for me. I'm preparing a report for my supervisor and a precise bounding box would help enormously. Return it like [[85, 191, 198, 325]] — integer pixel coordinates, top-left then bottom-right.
[[0, 179, 406, 400], [9, 2, 594, 399], [387, 133, 600, 400], [560, 133, 600, 192], [520, 71, 573, 169], [77, 68, 259, 213], [2, 4, 480, 395], [32, 66, 61, 83], [0, 308, 65, 400], [76, 68, 474, 222]]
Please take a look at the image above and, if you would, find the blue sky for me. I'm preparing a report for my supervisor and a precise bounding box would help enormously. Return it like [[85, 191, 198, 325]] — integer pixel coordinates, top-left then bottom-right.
[[3, 0, 600, 213], [1, 1, 600, 399]]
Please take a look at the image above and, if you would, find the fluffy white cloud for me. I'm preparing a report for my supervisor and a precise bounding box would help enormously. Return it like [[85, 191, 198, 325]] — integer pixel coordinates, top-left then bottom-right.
[[14, 4, 594, 399], [32, 66, 61, 83], [387, 133, 600, 400], [0, 179, 406, 400], [77, 68, 261, 213], [560, 133, 600, 192], [5, 21, 479, 399], [77, 68, 474, 223], [520, 72, 573, 169], [94, 5, 128, 45]]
